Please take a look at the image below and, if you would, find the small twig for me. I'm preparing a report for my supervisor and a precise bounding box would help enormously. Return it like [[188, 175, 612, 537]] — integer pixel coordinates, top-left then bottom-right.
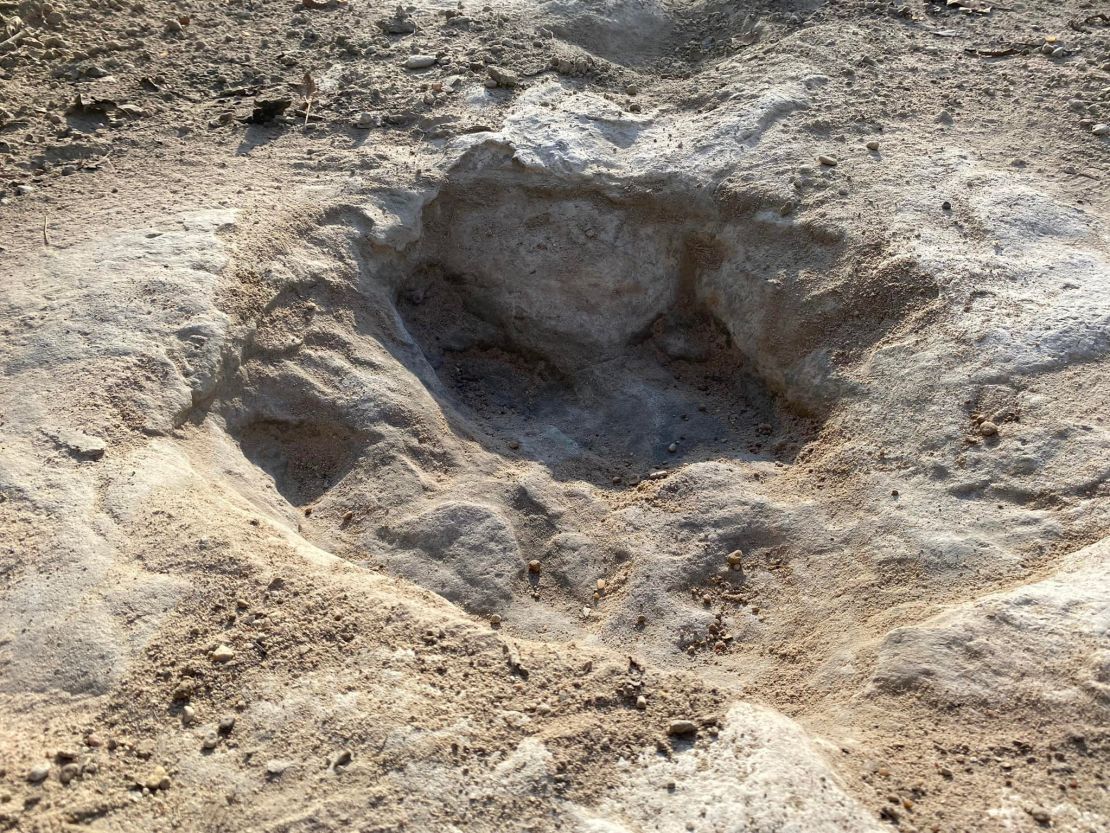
[[42, 213, 49, 246]]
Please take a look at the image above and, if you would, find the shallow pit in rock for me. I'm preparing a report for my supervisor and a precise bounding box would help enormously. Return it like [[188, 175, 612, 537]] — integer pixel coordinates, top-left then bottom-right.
[[395, 262, 805, 488]]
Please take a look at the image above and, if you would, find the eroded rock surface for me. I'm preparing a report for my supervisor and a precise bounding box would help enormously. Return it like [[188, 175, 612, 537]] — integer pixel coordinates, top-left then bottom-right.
[[2, 1, 1109, 831]]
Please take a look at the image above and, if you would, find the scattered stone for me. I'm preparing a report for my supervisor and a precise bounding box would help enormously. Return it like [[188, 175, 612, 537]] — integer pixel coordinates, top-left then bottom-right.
[[942, 200, 952, 211], [403, 55, 437, 70], [489, 613, 502, 627], [636, 695, 648, 710], [817, 154, 838, 166], [141, 765, 171, 791], [528, 560, 541, 574], [211, 644, 235, 663], [1093, 124, 1110, 137], [44, 427, 106, 460], [265, 759, 292, 777], [596, 579, 607, 592], [201, 732, 219, 750], [27, 762, 50, 783], [726, 550, 744, 569], [487, 66, 520, 88], [667, 442, 678, 453], [218, 716, 236, 734], [649, 470, 668, 480], [173, 680, 198, 704], [866, 140, 880, 151], [667, 719, 698, 737], [355, 111, 378, 129], [245, 98, 292, 125], [979, 421, 998, 437], [15, 184, 34, 196], [59, 763, 80, 784], [379, 5, 416, 34], [181, 705, 196, 725], [1026, 808, 1051, 825], [937, 109, 954, 124]]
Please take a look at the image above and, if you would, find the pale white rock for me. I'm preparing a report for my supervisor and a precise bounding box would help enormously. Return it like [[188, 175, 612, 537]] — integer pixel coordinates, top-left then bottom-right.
[[871, 536, 1110, 709], [575, 704, 883, 833], [403, 55, 436, 69]]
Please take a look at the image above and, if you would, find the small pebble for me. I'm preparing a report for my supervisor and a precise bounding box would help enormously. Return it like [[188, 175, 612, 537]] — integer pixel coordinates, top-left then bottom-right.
[[218, 716, 236, 734], [1027, 808, 1051, 825], [59, 763, 80, 785], [265, 759, 291, 777], [141, 765, 171, 791], [182, 705, 196, 726], [489, 613, 502, 627], [667, 442, 678, 453], [596, 579, 607, 591], [866, 140, 880, 151], [1092, 124, 1110, 137], [979, 421, 998, 437], [726, 550, 743, 568], [817, 154, 838, 166], [27, 763, 51, 783], [487, 65, 520, 88], [667, 719, 698, 737], [202, 732, 219, 750], [403, 55, 437, 69], [636, 695, 648, 710], [527, 560, 541, 574], [211, 644, 235, 663]]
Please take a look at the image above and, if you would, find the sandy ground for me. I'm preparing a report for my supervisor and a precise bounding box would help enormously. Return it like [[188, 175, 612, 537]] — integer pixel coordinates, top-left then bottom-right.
[[1, 1, 1109, 832]]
